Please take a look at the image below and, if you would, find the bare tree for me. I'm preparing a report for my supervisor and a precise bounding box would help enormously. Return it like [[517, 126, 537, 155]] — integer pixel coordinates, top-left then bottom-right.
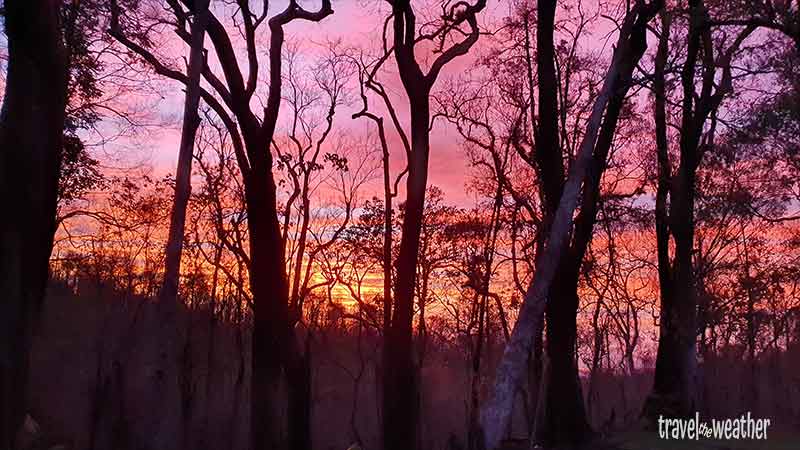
[[644, 0, 757, 420], [376, 2, 487, 448], [348, 46, 410, 335], [528, 0, 595, 443], [480, 2, 662, 448], [107, 0, 334, 448], [148, 1, 210, 448]]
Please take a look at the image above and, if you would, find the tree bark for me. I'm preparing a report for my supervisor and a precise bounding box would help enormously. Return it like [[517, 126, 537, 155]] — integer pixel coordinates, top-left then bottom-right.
[[644, 0, 753, 420], [384, 88, 430, 450], [246, 166, 292, 450], [0, 0, 68, 448], [382, 2, 485, 448], [151, 1, 209, 448], [480, 3, 661, 448], [644, 1, 705, 418]]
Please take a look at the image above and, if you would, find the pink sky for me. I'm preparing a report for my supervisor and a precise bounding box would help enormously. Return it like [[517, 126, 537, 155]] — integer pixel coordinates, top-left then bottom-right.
[[90, 0, 535, 208]]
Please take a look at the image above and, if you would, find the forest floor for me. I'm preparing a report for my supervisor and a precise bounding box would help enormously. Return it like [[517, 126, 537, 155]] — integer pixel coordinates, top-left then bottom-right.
[[601, 430, 800, 450]]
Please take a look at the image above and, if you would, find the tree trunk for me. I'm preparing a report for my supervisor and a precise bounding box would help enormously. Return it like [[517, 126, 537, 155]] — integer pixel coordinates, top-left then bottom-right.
[[382, 139, 394, 330], [246, 167, 292, 450], [535, 269, 592, 447], [158, 0, 209, 314], [645, 180, 699, 420], [586, 296, 604, 425], [287, 338, 312, 450], [644, 1, 717, 420], [534, 0, 566, 218], [384, 91, 430, 450], [151, 1, 209, 448], [480, 4, 661, 448], [530, 0, 590, 439], [0, 0, 68, 448], [643, 10, 678, 423], [468, 291, 488, 450], [526, 322, 544, 435], [381, 1, 485, 447]]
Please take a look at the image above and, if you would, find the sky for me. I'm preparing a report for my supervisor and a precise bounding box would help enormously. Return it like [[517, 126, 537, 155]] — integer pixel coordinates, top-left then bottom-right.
[[53, 0, 800, 375], [86, 0, 533, 209]]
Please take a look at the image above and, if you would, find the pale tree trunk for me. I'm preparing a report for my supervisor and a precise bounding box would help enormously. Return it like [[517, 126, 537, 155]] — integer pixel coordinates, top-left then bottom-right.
[[480, 3, 662, 448], [530, 0, 589, 440], [0, 0, 68, 448], [150, 1, 210, 448]]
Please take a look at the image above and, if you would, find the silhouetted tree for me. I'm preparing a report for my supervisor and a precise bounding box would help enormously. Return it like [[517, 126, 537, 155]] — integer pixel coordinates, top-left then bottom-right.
[[481, 2, 662, 448], [377, 2, 487, 449], [644, 0, 757, 420], [149, 0, 210, 448], [0, 0, 68, 447], [107, 0, 334, 448]]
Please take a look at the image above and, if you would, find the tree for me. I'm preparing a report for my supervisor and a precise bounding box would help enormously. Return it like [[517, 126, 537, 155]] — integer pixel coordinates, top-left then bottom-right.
[[0, 0, 68, 447], [274, 52, 374, 449], [150, 0, 210, 448], [528, 0, 595, 443], [684, 41, 800, 412], [480, 2, 662, 448], [376, 2, 487, 449], [643, 0, 757, 420], [435, 2, 652, 443], [55, 0, 107, 229], [107, 0, 334, 448]]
